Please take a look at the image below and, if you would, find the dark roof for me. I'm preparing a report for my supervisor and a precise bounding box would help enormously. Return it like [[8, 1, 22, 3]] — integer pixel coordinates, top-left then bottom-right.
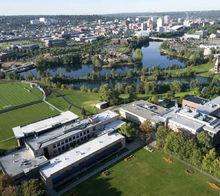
[[184, 96, 209, 105]]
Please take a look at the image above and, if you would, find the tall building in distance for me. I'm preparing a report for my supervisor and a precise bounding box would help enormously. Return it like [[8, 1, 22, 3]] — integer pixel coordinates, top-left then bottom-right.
[[164, 15, 170, 25], [157, 17, 164, 32], [141, 22, 148, 31], [214, 55, 220, 73]]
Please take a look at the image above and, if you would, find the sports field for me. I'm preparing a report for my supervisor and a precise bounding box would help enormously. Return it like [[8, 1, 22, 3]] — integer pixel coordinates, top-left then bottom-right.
[[0, 82, 43, 110], [0, 102, 59, 149], [75, 150, 220, 196]]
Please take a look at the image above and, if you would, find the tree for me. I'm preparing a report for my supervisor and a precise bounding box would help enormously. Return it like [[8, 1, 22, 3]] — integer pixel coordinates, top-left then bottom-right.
[[170, 81, 182, 94], [196, 132, 213, 154], [164, 132, 187, 159], [2, 186, 19, 196], [98, 84, 111, 102], [21, 179, 46, 196], [202, 148, 217, 174], [0, 175, 12, 193], [190, 148, 202, 167], [134, 48, 143, 62], [92, 56, 103, 67], [139, 120, 153, 141], [119, 123, 136, 140], [98, 84, 119, 105], [156, 125, 171, 149], [149, 95, 159, 104]]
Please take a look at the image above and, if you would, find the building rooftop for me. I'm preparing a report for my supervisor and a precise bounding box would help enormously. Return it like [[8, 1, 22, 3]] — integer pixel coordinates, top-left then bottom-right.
[[184, 96, 209, 105], [25, 110, 119, 151], [198, 97, 220, 115], [40, 133, 124, 178], [0, 148, 48, 178], [163, 110, 204, 134], [121, 100, 170, 122], [13, 111, 79, 139], [163, 108, 220, 135]]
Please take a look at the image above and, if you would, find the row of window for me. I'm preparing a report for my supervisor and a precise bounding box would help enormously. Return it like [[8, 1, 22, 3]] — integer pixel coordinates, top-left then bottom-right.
[[52, 135, 91, 156], [52, 130, 91, 149]]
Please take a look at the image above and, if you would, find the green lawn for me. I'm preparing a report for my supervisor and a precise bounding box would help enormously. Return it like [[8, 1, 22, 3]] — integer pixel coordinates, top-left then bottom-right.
[[75, 150, 219, 196], [0, 82, 43, 110], [166, 63, 213, 76], [47, 89, 100, 117], [0, 102, 59, 149]]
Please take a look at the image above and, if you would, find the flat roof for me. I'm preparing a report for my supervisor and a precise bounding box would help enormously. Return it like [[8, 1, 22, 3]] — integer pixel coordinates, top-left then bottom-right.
[[25, 110, 119, 151], [198, 96, 220, 115], [120, 100, 169, 121], [13, 111, 79, 139], [40, 133, 124, 178], [163, 110, 204, 134], [0, 148, 48, 178], [184, 96, 209, 105], [163, 108, 220, 135]]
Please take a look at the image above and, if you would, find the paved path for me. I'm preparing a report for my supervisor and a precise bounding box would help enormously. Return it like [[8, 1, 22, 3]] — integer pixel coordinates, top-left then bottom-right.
[[53, 140, 144, 196], [0, 136, 15, 144]]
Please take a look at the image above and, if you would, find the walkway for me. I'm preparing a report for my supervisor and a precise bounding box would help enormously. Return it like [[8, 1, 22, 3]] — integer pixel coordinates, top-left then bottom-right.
[[22, 81, 63, 113]]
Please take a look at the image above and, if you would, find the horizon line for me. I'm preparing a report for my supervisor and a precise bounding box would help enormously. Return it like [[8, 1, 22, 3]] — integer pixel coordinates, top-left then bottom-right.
[[0, 9, 220, 17]]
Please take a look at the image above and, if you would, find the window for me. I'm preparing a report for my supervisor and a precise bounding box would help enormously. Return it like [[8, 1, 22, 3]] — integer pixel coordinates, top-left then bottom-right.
[[69, 138, 72, 142], [80, 132, 83, 137], [87, 130, 89, 134], [57, 143, 60, 147], [65, 139, 68, 143], [53, 144, 56, 149], [72, 136, 75, 140], [61, 141, 64, 145]]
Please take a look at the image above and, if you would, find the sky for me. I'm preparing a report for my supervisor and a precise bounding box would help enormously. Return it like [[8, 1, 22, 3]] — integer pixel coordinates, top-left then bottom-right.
[[0, 0, 220, 15]]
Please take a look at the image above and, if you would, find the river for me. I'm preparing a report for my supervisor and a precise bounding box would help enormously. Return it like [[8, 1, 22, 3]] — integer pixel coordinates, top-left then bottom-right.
[[19, 41, 210, 89]]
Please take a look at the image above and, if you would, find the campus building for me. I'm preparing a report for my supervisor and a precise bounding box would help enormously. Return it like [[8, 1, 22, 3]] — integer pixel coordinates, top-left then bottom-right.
[[161, 96, 220, 144], [0, 148, 48, 181], [40, 133, 125, 189], [0, 110, 125, 182], [119, 100, 170, 125], [182, 95, 209, 110], [24, 110, 124, 159], [13, 111, 79, 146]]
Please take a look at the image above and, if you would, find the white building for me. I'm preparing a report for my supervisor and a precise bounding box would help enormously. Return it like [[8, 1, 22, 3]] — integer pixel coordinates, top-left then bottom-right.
[[157, 17, 164, 29], [119, 100, 169, 125], [13, 111, 79, 146], [164, 15, 170, 25], [40, 133, 125, 189]]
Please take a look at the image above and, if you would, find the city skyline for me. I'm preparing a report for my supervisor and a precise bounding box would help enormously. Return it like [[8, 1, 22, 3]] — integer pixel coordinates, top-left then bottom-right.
[[0, 0, 220, 15]]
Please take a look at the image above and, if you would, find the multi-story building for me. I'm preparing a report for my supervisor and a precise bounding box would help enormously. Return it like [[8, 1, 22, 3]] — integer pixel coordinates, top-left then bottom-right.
[[182, 96, 209, 110], [214, 55, 220, 73], [13, 111, 79, 146], [44, 38, 66, 48], [119, 100, 169, 125], [40, 133, 125, 189], [24, 110, 124, 159], [0, 110, 125, 182]]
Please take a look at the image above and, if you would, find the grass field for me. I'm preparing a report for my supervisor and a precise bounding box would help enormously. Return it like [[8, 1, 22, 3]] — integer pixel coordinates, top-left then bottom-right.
[[166, 63, 213, 77], [0, 102, 59, 149], [47, 89, 100, 117], [75, 150, 220, 196], [0, 82, 43, 110]]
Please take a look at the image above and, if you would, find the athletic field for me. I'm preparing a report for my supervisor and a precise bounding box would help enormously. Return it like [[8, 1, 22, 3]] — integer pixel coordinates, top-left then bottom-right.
[[0, 82, 43, 110]]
